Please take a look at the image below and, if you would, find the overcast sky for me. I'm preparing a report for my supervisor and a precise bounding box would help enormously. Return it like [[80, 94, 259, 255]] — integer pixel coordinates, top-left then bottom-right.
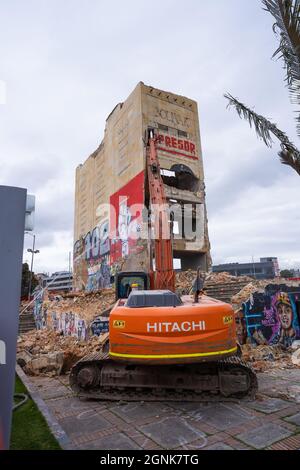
[[1, 0, 299, 274]]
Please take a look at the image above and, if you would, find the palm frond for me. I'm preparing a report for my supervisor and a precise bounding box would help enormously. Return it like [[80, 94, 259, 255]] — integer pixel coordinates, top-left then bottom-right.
[[262, 0, 300, 134], [225, 93, 300, 174], [279, 148, 300, 173]]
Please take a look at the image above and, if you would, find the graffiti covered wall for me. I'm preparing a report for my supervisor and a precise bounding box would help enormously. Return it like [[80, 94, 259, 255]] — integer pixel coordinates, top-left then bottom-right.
[[243, 284, 300, 347], [73, 170, 147, 291]]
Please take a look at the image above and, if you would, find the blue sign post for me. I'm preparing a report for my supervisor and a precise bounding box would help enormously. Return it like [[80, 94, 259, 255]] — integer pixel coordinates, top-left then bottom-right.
[[0, 186, 26, 449]]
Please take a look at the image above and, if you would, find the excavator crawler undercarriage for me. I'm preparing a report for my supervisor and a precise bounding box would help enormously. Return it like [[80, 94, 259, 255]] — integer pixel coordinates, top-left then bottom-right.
[[70, 350, 258, 402]]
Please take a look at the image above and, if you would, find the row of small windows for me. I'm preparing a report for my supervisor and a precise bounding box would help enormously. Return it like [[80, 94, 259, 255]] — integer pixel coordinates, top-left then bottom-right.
[[158, 123, 188, 139]]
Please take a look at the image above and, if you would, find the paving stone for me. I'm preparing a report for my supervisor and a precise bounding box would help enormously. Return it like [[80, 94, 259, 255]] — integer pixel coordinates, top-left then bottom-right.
[[58, 412, 113, 437], [285, 412, 300, 426], [205, 442, 233, 450], [257, 376, 288, 394], [168, 402, 213, 414], [110, 402, 170, 423], [140, 416, 206, 449], [237, 423, 292, 449], [36, 385, 72, 400], [46, 397, 94, 416], [188, 403, 253, 431], [77, 432, 140, 450], [244, 397, 291, 414]]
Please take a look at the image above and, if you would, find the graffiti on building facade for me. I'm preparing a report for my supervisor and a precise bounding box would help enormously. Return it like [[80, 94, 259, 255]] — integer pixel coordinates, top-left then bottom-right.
[[243, 284, 300, 346], [73, 171, 145, 291]]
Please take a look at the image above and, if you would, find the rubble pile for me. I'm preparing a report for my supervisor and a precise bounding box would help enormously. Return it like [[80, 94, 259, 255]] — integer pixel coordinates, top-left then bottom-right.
[[45, 288, 115, 324], [175, 270, 252, 292], [205, 272, 253, 285], [175, 270, 196, 292], [241, 343, 300, 372], [17, 329, 108, 376], [231, 278, 300, 309]]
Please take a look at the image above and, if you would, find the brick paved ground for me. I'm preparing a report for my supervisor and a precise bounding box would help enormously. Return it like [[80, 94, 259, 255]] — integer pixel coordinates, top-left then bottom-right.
[[27, 368, 300, 450]]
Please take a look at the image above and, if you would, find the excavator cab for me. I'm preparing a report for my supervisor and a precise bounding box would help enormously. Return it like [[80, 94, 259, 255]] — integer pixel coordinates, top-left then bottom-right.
[[115, 271, 149, 300]]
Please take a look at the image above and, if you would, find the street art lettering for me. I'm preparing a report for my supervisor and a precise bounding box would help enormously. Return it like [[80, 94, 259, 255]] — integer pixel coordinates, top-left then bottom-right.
[[85, 221, 110, 261], [243, 285, 300, 346], [157, 134, 196, 158], [0, 340, 6, 365]]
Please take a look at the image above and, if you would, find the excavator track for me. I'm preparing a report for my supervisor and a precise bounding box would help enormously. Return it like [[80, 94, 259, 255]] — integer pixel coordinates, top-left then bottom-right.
[[69, 351, 258, 402]]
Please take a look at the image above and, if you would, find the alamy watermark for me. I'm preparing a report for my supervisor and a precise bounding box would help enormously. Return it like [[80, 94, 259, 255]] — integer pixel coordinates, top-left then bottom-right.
[[0, 340, 6, 365], [0, 80, 7, 105], [74, 201, 205, 262]]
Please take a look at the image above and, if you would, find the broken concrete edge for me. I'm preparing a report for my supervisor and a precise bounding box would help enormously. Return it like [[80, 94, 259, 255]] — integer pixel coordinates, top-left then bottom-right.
[[15, 364, 74, 450]]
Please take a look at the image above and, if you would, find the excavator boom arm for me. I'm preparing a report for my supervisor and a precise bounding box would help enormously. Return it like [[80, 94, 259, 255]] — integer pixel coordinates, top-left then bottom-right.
[[146, 129, 175, 291]]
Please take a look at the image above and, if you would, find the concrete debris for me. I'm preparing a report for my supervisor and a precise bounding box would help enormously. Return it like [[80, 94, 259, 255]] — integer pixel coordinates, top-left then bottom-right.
[[291, 340, 300, 350], [231, 278, 300, 309], [241, 344, 300, 372], [25, 351, 64, 376], [231, 283, 259, 307], [286, 385, 300, 403], [205, 272, 253, 284], [175, 270, 252, 293], [292, 348, 300, 366], [45, 288, 115, 324], [17, 329, 108, 376]]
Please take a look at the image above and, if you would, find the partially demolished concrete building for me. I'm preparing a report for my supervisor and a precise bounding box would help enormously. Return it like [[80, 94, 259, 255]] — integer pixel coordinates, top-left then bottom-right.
[[74, 82, 211, 291]]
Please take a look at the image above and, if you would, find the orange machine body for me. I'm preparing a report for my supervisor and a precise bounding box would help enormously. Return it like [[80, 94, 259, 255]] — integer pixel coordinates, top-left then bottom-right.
[[109, 295, 237, 365]]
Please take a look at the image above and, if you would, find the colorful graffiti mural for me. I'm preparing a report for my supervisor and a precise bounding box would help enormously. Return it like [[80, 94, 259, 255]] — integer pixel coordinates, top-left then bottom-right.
[[90, 317, 109, 336], [110, 170, 144, 264], [33, 287, 47, 330], [74, 170, 145, 291], [243, 284, 300, 346], [50, 311, 88, 341]]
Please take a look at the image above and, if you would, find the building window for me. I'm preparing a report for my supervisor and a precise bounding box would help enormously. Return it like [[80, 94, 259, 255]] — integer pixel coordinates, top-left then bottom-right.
[[178, 130, 188, 138], [158, 123, 168, 132]]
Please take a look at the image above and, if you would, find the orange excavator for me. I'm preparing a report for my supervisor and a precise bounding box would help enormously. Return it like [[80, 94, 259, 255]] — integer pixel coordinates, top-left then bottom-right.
[[70, 130, 257, 401]]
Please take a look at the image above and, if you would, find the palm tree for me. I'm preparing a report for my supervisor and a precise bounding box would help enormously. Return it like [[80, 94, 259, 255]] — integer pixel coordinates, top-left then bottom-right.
[[225, 0, 300, 175]]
